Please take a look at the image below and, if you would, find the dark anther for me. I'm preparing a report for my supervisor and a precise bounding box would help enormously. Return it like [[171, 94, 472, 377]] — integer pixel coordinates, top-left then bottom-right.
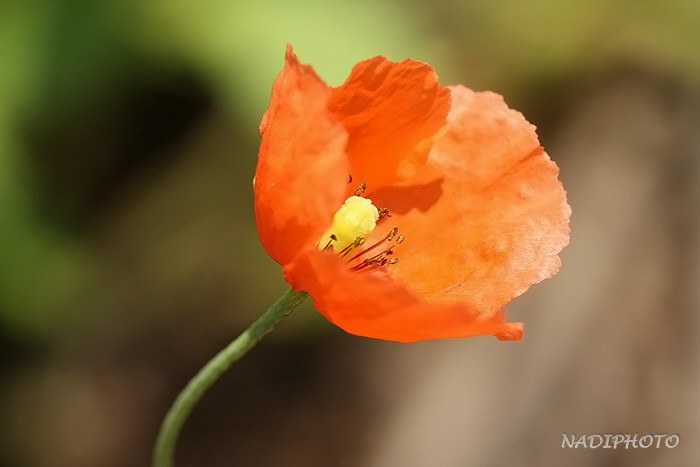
[[354, 180, 367, 196], [377, 208, 391, 220]]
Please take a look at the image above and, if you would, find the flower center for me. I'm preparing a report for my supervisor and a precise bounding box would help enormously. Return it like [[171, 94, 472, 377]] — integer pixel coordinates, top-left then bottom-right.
[[319, 191, 403, 272], [319, 196, 378, 251]]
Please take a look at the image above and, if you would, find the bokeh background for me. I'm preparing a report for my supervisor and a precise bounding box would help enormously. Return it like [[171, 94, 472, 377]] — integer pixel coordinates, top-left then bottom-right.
[[1, 1, 699, 466]]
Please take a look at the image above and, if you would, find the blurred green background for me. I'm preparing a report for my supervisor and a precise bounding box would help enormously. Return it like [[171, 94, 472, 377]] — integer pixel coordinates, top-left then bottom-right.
[[1, 1, 698, 466]]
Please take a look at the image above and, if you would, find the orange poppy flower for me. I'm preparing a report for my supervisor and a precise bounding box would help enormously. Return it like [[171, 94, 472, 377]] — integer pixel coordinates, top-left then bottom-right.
[[254, 45, 570, 342]]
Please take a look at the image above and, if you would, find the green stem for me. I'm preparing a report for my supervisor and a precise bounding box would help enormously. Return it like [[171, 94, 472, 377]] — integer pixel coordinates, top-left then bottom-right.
[[153, 288, 309, 467]]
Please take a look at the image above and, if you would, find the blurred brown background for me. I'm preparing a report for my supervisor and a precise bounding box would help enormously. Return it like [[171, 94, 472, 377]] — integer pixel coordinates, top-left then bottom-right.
[[1, 1, 698, 466]]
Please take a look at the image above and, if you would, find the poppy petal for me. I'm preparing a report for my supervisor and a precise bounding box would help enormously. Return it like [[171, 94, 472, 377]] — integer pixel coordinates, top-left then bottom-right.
[[328, 57, 451, 190], [255, 46, 349, 266], [373, 86, 571, 313], [285, 249, 523, 342]]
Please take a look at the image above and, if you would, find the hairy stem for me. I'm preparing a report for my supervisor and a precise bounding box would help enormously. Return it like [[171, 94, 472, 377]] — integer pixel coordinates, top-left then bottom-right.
[[153, 288, 309, 467]]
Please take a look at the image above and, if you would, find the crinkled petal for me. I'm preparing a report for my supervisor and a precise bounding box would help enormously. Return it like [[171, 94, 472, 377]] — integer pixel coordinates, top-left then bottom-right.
[[255, 46, 349, 266], [285, 249, 523, 342], [328, 57, 450, 190], [372, 86, 571, 312]]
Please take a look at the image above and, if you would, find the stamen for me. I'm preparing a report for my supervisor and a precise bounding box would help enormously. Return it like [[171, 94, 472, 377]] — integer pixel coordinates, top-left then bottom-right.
[[348, 242, 395, 270], [346, 237, 387, 262], [350, 259, 383, 272], [344, 225, 405, 271], [350, 260, 387, 273], [363, 247, 391, 262], [347, 174, 353, 184], [377, 208, 391, 221], [354, 180, 367, 196], [339, 237, 366, 258], [349, 250, 395, 271], [322, 234, 337, 252]]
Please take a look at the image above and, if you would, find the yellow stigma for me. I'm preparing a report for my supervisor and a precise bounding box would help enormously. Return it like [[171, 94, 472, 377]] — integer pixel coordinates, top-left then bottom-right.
[[319, 196, 379, 251]]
